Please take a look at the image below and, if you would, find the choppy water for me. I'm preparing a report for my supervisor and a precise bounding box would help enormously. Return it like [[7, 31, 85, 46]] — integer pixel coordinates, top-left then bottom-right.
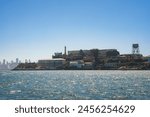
[[0, 70, 150, 100]]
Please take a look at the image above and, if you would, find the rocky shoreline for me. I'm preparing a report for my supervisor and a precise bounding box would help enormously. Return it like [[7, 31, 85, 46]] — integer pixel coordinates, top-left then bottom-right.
[[13, 62, 150, 70]]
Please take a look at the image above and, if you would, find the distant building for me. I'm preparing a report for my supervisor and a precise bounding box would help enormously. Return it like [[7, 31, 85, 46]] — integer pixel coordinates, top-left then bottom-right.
[[119, 54, 143, 62], [38, 58, 66, 69], [67, 50, 85, 61], [98, 49, 119, 58], [52, 52, 63, 58], [144, 56, 150, 63], [11, 60, 14, 64], [3, 59, 6, 65], [148, 58, 150, 63], [25, 59, 28, 63], [68, 49, 119, 57], [104, 62, 118, 69], [83, 62, 93, 70], [0, 58, 20, 70], [67, 49, 120, 64], [69, 60, 84, 69], [16, 58, 19, 64], [68, 50, 80, 55]]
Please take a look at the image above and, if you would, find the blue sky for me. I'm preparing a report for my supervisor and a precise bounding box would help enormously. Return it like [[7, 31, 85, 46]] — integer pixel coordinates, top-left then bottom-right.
[[0, 0, 150, 62]]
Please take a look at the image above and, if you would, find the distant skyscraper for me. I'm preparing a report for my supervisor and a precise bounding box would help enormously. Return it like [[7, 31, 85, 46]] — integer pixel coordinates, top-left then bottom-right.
[[11, 60, 14, 64], [3, 59, 6, 65], [16, 58, 19, 64], [25, 59, 28, 63]]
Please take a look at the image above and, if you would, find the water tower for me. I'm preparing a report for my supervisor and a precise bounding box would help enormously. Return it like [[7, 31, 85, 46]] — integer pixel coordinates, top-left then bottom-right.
[[132, 44, 139, 54]]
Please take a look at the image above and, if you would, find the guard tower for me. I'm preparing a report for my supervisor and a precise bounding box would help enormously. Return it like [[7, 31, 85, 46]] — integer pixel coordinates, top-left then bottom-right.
[[132, 44, 139, 54]]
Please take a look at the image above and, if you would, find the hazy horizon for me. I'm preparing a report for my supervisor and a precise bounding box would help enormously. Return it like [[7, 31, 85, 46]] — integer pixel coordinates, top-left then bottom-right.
[[0, 0, 150, 62]]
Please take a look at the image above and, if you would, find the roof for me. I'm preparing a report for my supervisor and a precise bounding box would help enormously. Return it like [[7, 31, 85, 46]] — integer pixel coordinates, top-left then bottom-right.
[[38, 58, 65, 61]]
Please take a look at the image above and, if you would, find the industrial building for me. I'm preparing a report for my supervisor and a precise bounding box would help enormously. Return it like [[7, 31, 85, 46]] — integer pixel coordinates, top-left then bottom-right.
[[51, 47, 120, 69], [14, 44, 150, 70], [38, 58, 66, 70], [144, 56, 150, 63], [69, 60, 84, 69]]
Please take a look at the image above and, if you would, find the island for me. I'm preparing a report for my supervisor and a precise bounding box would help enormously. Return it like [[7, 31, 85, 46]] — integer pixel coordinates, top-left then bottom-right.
[[13, 45, 150, 70]]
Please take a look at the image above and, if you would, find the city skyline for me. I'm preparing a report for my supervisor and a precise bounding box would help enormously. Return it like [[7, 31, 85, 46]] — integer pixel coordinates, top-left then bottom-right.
[[0, 58, 32, 64], [0, 0, 150, 62], [0, 58, 19, 64], [0, 58, 20, 70]]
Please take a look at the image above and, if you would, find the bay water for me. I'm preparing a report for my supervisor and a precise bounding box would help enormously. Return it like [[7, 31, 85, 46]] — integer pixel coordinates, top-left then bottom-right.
[[0, 70, 150, 100]]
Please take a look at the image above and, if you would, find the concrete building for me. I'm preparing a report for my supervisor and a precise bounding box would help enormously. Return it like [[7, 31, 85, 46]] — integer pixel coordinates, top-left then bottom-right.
[[144, 56, 150, 63], [68, 50, 91, 56], [69, 60, 84, 69], [68, 50, 80, 55], [67, 49, 119, 66], [83, 62, 93, 69], [38, 58, 66, 69], [119, 54, 143, 62], [104, 62, 118, 69], [97, 49, 119, 58], [52, 52, 63, 58]]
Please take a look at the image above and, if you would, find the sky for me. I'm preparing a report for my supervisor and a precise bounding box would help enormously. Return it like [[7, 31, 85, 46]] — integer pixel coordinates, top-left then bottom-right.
[[0, 0, 150, 62]]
